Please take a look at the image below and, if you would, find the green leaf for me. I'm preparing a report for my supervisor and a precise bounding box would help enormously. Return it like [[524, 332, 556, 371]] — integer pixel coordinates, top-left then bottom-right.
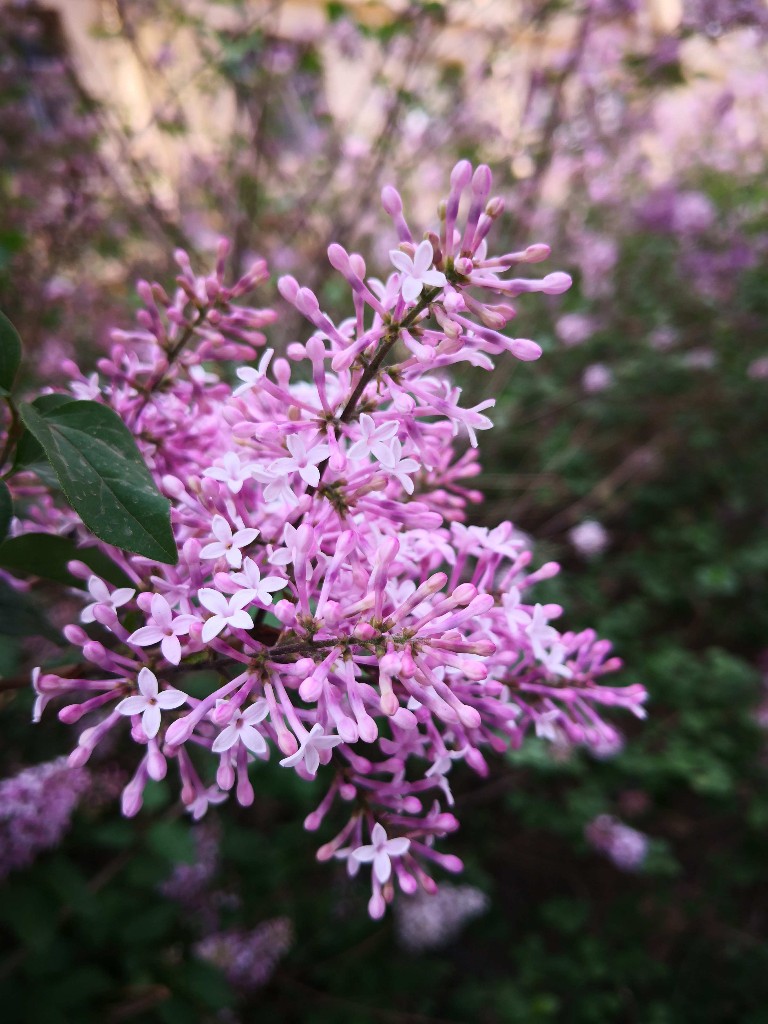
[[0, 532, 132, 587], [0, 309, 22, 392], [18, 400, 177, 564], [0, 577, 60, 641], [0, 478, 11, 542], [12, 393, 77, 474]]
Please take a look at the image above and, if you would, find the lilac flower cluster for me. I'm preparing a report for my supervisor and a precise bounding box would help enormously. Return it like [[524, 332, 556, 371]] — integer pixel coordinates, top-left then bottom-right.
[[24, 162, 646, 917], [0, 758, 90, 879], [194, 918, 293, 991]]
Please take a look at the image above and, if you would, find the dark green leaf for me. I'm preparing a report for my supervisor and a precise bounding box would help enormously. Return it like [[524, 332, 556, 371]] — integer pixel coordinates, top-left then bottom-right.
[[19, 400, 177, 564], [0, 478, 11, 542], [0, 576, 60, 642], [12, 393, 77, 474], [0, 532, 132, 587], [0, 309, 22, 392]]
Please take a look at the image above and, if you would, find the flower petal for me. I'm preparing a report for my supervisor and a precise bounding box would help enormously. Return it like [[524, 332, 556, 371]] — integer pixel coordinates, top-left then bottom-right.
[[138, 668, 159, 698], [373, 850, 392, 884], [142, 703, 162, 739], [156, 688, 187, 710], [116, 695, 148, 716], [389, 249, 414, 275]]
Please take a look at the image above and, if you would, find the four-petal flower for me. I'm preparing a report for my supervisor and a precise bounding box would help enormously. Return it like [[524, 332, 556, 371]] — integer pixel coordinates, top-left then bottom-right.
[[350, 823, 411, 883], [200, 515, 259, 569], [212, 701, 269, 755], [279, 722, 342, 776], [128, 593, 197, 666], [389, 239, 447, 303], [198, 588, 254, 641], [116, 668, 187, 739]]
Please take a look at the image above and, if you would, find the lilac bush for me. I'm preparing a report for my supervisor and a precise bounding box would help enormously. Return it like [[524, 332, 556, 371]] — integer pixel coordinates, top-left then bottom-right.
[[7, 162, 646, 919]]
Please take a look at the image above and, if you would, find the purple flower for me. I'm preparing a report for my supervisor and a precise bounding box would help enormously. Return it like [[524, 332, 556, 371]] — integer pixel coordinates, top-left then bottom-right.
[[116, 668, 187, 738], [198, 588, 254, 641], [279, 723, 342, 776], [390, 240, 447, 303], [128, 594, 197, 665], [212, 701, 269, 755], [200, 515, 259, 569], [350, 823, 411, 883]]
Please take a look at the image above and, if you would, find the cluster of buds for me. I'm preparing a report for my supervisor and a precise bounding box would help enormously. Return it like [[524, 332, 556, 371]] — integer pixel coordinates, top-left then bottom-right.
[[23, 162, 646, 917]]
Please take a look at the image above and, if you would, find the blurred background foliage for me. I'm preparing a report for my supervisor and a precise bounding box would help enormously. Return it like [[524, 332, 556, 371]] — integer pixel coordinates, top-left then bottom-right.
[[2, 0, 768, 1020]]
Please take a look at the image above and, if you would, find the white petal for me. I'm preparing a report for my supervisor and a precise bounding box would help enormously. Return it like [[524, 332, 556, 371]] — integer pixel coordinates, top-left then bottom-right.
[[200, 542, 225, 560], [128, 626, 165, 647], [371, 822, 387, 846], [116, 695, 148, 716], [211, 516, 232, 543], [373, 850, 392, 884], [389, 249, 414, 275], [201, 616, 225, 642], [401, 276, 423, 303], [241, 725, 267, 755], [138, 668, 159, 698], [212, 725, 238, 752], [385, 837, 410, 857], [413, 239, 434, 275], [198, 588, 228, 614], [304, 744, 320, 776], [142, 703, 162, 739], [156, 688, 187, 710], [161, 634, 182, 665], [227, 610, 253, 630], [421, 269, 447, 288]]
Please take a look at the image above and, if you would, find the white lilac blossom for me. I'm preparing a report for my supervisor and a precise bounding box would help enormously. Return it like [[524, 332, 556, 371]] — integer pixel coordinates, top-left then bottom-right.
[[395, 883, 489, 953], [23, 166, 647, 918], [569, 520, 610, 558]]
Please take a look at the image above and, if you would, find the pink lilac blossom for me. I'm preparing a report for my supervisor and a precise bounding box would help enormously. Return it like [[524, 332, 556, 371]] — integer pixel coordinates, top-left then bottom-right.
[[194, 918, 293, 991], [20, 164, 646, 917], [0, 758, 90, 879], [585, 814, 649, 871]]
